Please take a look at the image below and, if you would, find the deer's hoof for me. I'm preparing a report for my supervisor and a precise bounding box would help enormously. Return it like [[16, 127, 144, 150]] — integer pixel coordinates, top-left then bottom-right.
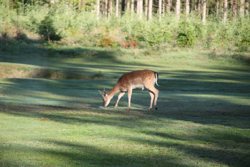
[[155, 107, 158, 110]]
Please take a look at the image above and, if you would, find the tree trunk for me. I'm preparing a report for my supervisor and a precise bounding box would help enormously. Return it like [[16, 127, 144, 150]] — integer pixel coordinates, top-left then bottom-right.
[[197, 0, 202, 15], [145, 0, 148, 17], [246, 0, 249, 16], [202, 0, 207, 24], [186, 0, 190, 16], [176, 0, 181, 21], [240, 0, 245, 17], [167, 0, 172, 13], [104, 0, 108, 16], [96, 0, 100, 19], [137, 0, 143, 18], [116, 0, 119, 17], [159, 0, 162, 18], [126, 0, 131, 13], [78, 0, 84, 10], [162, 0, 165, 15], [121, 0, 126, 14], [223, 0, 228, 23], [216, 0, 220, 16], [131, 0, 135, 13], [148, 0, 153, 20], [108, 0, 113, 17], [190, 0, 194, 11]]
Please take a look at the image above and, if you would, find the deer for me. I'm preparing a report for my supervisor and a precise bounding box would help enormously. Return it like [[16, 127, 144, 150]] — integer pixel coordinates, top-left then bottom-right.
[[99, 70, 159, 112]]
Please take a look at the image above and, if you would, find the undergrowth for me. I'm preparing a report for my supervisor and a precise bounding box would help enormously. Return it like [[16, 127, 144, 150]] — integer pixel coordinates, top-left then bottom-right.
[[0, 4, 249, 51]]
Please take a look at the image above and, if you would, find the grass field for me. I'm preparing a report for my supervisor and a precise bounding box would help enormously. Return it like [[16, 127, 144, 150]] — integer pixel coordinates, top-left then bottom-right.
[[0, 41, 250, 167]]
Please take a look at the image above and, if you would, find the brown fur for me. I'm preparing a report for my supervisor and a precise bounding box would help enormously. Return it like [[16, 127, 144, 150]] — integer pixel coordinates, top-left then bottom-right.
[[100, 70, 159, 111]]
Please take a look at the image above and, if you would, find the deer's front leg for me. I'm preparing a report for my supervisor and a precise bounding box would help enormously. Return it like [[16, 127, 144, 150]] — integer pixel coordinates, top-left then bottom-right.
[[127, 88, 133, 112], [115, 92, 125, 108]]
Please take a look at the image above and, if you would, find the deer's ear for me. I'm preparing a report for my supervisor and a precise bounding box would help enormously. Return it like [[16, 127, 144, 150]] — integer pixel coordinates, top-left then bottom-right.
[[98, 90, 104, 97]]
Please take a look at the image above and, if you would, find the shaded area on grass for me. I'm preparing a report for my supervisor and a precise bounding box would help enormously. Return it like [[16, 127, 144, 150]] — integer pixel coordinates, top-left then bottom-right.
[[0, 139, 191, 167], [128, 133, 250, 167], [1, 66, 250, 129], [1, 105, 249, 167], [1, 36, 250, 80], [0, 37, 152, 79]]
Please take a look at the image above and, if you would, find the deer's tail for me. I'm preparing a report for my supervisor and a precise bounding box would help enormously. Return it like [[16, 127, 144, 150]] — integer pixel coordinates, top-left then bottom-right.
[[154, 72, 159, 87]]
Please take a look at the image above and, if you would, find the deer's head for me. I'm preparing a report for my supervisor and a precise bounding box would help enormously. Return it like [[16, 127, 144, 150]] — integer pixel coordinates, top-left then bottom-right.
[[99, 90, 112, 107]]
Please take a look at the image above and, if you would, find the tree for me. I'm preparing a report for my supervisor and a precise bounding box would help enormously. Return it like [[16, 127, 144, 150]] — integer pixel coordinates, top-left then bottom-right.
[[108, 0, 113, 17], [78, 0, 84, 10], [176, 0, 181, 21], [116, 0, 119, 17], [137, 0, 143, 18], [159, 0, 162, 18], [186, 0, 190, 16], [240, 0, 245, 17], [96, 0, 100, 19], [126, 0, 131, 13], [145, 0, 148, 17], [202, 0, 207, 24], [232, 0, 237, 18], [148, 0, 153, 20], [167, 0, 172, 13], [197, 0, 202, 14], [223, 0, 228, 23], [246, 0, 249, 16], [216, 0, 220, 16], [131, 0, 135, 13]]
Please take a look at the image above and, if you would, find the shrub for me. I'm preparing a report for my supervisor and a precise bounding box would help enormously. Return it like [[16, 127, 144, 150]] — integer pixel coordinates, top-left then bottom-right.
[[38, 13, 62, 41], [99, 36, 116, 47], [176, 21, 202, 47]]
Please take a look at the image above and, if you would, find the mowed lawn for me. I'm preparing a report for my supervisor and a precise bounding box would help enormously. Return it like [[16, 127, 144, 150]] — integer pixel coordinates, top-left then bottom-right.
[[0, 45, 250, 167]]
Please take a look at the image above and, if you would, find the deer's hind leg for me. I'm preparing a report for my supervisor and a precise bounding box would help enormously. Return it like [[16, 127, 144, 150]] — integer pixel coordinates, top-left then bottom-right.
[[146, 85, 159, 111], [148, 91, 154, 111]]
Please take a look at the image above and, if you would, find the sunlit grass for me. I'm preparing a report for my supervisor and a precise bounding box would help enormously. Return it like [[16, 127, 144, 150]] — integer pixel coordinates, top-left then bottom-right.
[[0, 45, 250, 167]]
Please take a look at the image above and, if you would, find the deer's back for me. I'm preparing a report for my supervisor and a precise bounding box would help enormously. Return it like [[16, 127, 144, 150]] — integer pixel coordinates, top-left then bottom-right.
[[117, 70, 156, 89]]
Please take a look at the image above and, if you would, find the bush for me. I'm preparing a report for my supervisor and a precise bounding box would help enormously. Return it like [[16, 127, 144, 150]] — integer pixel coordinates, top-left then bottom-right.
[[176, 21, 202, 47], [234, 18, 250, 51], [38, 14, 62, 41]]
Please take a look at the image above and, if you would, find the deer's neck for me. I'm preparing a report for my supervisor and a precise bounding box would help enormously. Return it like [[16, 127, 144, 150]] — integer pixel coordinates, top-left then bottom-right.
[[107, 84, 120, 97]]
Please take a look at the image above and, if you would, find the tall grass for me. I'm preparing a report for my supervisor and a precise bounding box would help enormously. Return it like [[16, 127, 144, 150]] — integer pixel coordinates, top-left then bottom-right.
[[0, 3, 249, 50]]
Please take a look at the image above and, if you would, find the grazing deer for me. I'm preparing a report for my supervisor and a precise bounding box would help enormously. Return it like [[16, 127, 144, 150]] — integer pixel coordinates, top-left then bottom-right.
[[99, 70, 159, 111]]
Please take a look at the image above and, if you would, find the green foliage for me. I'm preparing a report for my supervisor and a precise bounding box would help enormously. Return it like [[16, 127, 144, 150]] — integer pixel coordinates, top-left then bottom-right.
[[0, 4, 249, 51], [38, 13, 62, 41], [234, 18, 250, 51], [176, 21, 202, 47]]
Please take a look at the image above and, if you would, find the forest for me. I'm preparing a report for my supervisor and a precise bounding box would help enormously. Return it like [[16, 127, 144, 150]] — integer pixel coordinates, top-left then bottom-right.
[[0, 0, 249, 49]]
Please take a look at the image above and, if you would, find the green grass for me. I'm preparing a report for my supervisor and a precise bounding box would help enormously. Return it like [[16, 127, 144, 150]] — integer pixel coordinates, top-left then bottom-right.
[[0, 41, 250, 167]]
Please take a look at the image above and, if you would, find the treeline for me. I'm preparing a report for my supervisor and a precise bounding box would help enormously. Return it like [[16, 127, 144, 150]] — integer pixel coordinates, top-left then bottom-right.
[[2, 0, 249, 22], [95, 0, 249, 23], [0, 0, 249, 50]]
